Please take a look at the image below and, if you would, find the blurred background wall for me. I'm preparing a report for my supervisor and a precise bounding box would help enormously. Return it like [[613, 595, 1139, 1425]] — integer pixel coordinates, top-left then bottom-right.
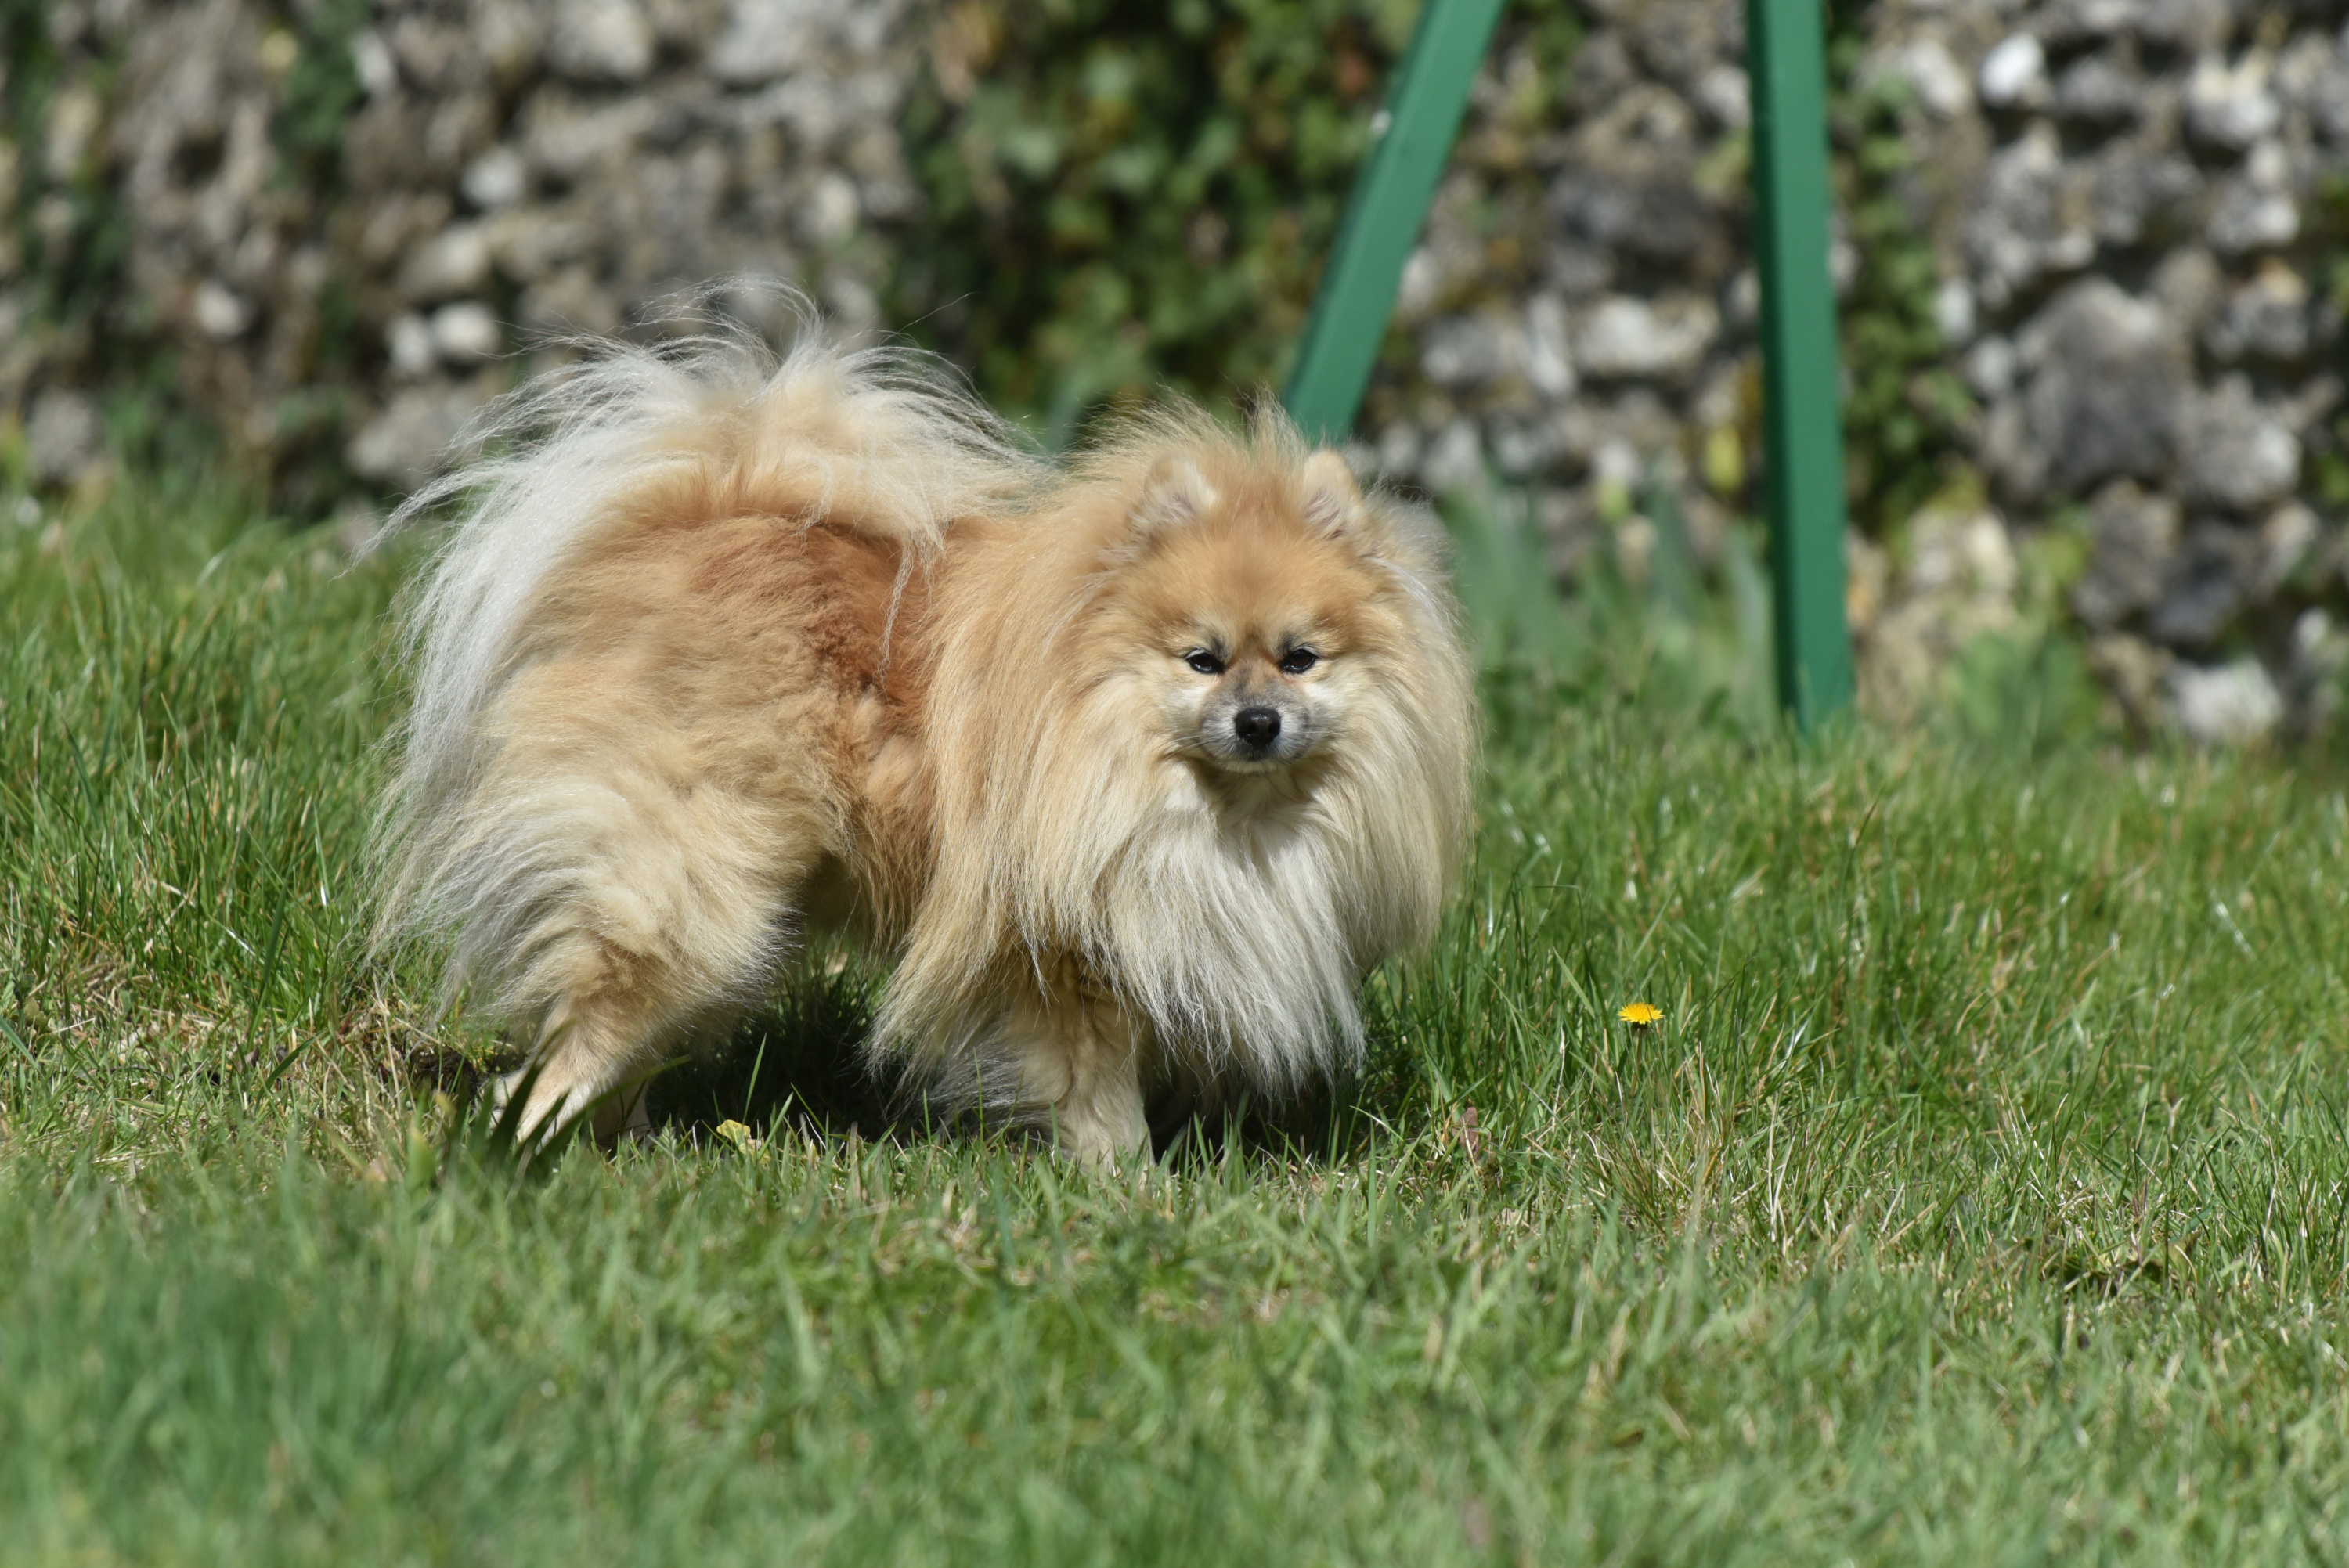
[[2, 0, 2345, 741]]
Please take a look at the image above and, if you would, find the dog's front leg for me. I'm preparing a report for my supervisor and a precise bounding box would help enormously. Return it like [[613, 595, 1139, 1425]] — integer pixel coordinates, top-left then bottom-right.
[[1001, 961, 1151, 1166]]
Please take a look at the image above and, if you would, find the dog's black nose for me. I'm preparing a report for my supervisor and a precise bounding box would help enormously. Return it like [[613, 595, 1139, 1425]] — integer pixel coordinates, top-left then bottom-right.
[[1233, 707, 1281, 748]]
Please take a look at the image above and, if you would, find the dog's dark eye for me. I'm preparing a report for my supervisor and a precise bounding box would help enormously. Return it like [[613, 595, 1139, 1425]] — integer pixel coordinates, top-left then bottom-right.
[[1279, 647, 1319, 676], [1185, 649, 1225, 676]]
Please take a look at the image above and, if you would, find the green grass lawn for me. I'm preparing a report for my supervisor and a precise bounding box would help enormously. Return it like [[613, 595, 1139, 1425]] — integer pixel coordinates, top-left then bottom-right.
[[7, 477, 2349, 1564]]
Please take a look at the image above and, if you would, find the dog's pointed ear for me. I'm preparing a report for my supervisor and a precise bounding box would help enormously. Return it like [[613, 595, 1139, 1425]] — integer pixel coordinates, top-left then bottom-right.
[[1299, 449, 1368, 537], [1132, 455, 1220, 535]]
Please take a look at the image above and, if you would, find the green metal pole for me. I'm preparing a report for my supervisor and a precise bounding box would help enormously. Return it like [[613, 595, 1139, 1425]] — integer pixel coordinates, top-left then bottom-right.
[[1283, 0, 1508, 443], [1748, 0, 1854, 726]]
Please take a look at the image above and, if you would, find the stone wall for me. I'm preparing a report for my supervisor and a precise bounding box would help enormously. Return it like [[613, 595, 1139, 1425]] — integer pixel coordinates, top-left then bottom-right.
[[1366, 0, 2349, 741], [5, 0, 922, 513], [4, 0, 2347, 741]]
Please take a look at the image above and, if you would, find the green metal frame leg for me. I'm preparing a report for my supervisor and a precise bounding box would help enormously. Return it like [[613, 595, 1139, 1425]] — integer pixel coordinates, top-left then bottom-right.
[[1285, 0, 1852, 730], [1282, 0, 1508, 445], [1748, 0, 1854, 728]]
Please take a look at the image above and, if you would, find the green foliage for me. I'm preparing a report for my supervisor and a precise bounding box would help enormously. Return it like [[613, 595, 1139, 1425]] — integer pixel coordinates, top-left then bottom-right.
[[2306, 176, 2349, 514], [1938, 625, 2105, 756], [1442, 478, 1781, 740], [893, 0, 1410, 431], [892, 0, 1579, 435], [0, 0, 133, 338], [272, 0, 370, 190], [1826, 22, 1978, 536]]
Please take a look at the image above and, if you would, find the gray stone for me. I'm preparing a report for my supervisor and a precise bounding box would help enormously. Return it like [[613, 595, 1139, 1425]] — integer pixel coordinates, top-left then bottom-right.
[[461, 147, 529, 211], [2178, 375, 2300, 509], [1965, 125, 2094, 306], [1871, 36, 1972, 117], [487, 204, 596, 283], [1907, 507, 2018, 600], [2073, 480, 2181, 628], [1375, 420, 1423, 482], [1965, 336, 2019, 398], [1488, 413, 1561, 478], [1420, 419, 1486, 496], [810, 169, 866, 243], [2054, 52, 2142, 122], [2272, 33, 2342, 118], [2042, 0, 2148, 41], [388, 18, 474, 94], [518, 268, 622, 338], [707, 0, 828, 86], [2149, 522, 2257, 647], [1856, 506, 2020, 727], [1977, 33, 2048, 108], [191, 279, 251, 340], [2205, 175, 2298, 254], [2088, 633, 2174, 725], [1934, 278, 1977, 345], [350, 29, 398, 100], [1543, 243, 1613, 301], [1570, 32, 1637, 108], [1592, 435, 1642, 496], [1628, 0, 1739, 92], [1573, 294, 1719, 382], [1422, 312, 1527, 391], [1691, 64, 1749, 128], [429, 301, 502, 362], [523, 94, 659, 180], [2258, 500, 2318, 593], [425, 92, 498, 175], [2086, 629, 2170, 723], [2282, 374, 2343, 435], [2051, 0, 2232, 50], [1525, 294, 1575, 398], [346, 380, 493, 489], [731, 73, 899, 153], [1545, 390, 1681, 477], [2150, 246, 2225, 331], [2135, 0, 2234, 51], [549, 0, 653, 83], [1546, 170, 1721, 268], [385, 312, 436, 378], [475, 2, 548, 79], [2286, 607, 2349, 737], [1995, 280, 2188, 499], [1724, 267, 1759, 327], [24, 388, 102, 485], [2170, 658, 2282, 744], [2088, 142, 2199, 247], [398, 222, 493, 302], [2203, 261, 2311, 361], [2185, 52, 2279, 150], [2312, 59, 2349, 143]]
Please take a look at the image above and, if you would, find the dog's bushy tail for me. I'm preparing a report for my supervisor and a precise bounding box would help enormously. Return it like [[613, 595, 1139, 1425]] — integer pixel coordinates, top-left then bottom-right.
[[372, 294, 1042, 965]]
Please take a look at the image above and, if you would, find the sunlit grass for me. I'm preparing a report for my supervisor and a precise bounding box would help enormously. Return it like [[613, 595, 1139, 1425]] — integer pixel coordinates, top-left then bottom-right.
[[5, 474, 2349, 1563]]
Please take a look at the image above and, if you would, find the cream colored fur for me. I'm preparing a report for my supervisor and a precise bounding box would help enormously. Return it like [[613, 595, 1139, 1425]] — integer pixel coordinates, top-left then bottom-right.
[[376, 312, 1477, 1162]]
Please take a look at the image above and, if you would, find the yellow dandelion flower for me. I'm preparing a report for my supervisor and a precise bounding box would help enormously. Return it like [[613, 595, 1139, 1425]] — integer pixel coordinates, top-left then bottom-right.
[[1618, 1002, 1663, 1026]]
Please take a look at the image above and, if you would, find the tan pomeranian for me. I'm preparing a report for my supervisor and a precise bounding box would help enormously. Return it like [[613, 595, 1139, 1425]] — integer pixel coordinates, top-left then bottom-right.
[[376, 312, 1478, 1164]]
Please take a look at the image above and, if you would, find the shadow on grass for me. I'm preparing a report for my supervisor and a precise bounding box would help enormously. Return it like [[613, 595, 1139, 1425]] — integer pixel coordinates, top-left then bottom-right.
[[612, 956, 1396, 1167], [642, 964, 906, 1146]]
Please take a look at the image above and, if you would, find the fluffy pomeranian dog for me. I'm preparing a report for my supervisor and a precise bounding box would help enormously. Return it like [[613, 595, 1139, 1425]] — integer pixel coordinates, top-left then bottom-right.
[[377, 310, 1477, 1163]]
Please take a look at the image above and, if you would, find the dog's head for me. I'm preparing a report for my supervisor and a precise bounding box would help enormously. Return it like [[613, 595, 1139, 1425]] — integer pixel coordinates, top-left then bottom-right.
[[1087, 444, 1420, 786]]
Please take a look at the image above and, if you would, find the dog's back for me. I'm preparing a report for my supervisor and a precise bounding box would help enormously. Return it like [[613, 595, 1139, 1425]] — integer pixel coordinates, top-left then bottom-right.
[[375, 323, 1039, 1137]]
